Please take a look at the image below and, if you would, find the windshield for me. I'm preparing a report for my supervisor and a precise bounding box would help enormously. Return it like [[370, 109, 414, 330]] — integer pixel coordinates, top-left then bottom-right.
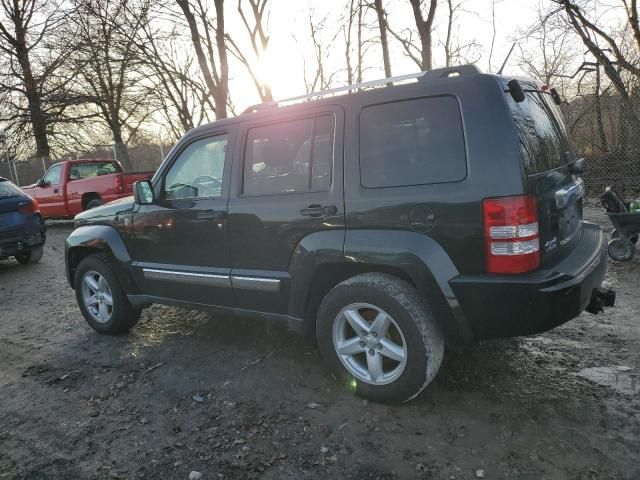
[[0, 179, 23, 198], [507, 88, 573, 175]]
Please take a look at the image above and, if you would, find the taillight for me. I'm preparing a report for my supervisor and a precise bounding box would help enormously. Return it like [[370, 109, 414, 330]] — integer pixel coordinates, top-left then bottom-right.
[[483, 194, 540, 274], [115, 174, 124, 193], [18, 197, 40, 215]]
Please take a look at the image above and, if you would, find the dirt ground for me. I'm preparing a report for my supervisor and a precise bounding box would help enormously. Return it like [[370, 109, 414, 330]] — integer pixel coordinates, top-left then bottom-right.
[[0, 206, 638, 480]]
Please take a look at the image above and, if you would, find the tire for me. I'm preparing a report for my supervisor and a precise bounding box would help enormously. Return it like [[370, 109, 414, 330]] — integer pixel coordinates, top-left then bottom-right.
[[611, 228, 638, 245], [86, 198, 103, 210], [15, 246, 43, 265], [608, 238, 635, 262], [316, 273, 444, 404], [74, 254, 141, 334]]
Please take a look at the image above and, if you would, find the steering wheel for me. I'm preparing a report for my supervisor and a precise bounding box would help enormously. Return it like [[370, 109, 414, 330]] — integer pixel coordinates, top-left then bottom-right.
[[192, 175, 222, 192]]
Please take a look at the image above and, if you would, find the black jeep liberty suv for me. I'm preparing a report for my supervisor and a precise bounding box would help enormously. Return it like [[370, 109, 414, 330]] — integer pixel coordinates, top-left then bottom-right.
[[66, 65, 611, 403]]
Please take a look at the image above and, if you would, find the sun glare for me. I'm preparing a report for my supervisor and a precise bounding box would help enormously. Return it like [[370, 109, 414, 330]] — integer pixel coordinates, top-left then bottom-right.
[[254, 45, 302, 100]]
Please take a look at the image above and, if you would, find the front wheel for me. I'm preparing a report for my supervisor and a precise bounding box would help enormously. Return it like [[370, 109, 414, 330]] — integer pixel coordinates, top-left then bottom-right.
[[74, 254, 141, 334], [316, 273, 444, 404], [15, 246, 43, 265]]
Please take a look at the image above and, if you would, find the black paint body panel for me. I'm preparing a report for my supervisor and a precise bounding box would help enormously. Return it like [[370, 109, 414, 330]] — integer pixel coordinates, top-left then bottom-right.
[[65, 67, 608, 344]]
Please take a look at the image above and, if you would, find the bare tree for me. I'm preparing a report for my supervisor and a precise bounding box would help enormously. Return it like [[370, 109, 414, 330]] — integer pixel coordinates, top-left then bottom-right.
[[442, 0, 480, 67], [385, 0, 437, 71], [552, 0, 640, 149], [553, 0, 639, 101], [0, 0, 70, 160], [72, 0, 153, 170], [372, 0, 392, 77], [515, 4, 577, 94], [303, 12, 341, 93], [175, 0, 229, 119], [227, 0, 272, 102], [138, 23, 216, 140]]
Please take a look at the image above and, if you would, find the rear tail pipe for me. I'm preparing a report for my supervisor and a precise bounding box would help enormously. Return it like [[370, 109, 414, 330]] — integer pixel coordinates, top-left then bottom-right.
[[586, 288, 616, 314]]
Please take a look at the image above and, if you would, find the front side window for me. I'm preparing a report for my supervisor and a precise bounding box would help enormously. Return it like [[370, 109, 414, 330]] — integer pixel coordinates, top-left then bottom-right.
[[69, 162, 122, 180], [163, 134, 228, 200], [43, 164, 62, 185], [359, 96, 466, 188], [243, 115, 333, 196]]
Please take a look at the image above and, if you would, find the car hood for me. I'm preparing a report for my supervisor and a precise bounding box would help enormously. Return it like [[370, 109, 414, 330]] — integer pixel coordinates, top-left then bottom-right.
[[74, 196, 135, 227]]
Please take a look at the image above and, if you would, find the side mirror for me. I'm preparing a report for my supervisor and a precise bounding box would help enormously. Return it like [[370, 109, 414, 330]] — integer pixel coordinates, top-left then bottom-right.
[[133, 180, 155, 205], [36, 178, 47, 187]]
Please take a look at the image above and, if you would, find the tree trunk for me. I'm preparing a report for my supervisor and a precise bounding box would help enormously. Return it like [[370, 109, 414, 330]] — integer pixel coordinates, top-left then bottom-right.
[[113, 128, 133, 171], [12, 13, 50, 160], [374, 0, 392, 78], [357, 0, 363, 83], [594, 66, 608, 152], [214, 0, 228, 118], [176, 0, 227, 119]]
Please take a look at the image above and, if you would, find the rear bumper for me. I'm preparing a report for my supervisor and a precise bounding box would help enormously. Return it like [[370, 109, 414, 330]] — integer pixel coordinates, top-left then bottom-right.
[[450, 223, 608, 340], [0, 217, 46, 257]]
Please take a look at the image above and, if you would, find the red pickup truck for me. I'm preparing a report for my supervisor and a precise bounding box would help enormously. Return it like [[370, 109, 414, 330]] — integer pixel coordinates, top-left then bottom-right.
[[22, 159, 153, 219]]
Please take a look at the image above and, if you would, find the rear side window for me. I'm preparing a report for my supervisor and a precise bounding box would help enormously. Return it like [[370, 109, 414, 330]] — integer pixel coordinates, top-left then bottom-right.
[[0, 180, 22, 198], [508, 90, 571, 174], [69, 162, 122, 180], [359, 96, 466, 188], [243, 115, 333, 196]]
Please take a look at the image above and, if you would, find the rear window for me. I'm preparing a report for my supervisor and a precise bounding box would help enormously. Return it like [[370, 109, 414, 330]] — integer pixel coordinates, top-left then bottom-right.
[[359, 96, 466, 189], [0, 180, 22, 198], [508, 90, 571, 174], [69, 162, 122, 180]]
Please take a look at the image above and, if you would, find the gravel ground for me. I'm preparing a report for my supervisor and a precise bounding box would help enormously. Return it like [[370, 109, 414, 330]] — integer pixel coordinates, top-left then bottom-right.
[[0, 206, 638, 480]]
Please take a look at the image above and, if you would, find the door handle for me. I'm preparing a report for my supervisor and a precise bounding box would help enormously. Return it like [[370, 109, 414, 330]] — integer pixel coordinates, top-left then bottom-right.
[[300, 204, 337, 218], [53, 188, 59, 194], [199, 210, 226, 221]]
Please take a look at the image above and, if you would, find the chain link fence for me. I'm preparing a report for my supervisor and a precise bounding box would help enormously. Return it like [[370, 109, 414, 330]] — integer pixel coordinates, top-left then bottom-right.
[[563, 94, 640, 200], [0, 144, 168, 187]]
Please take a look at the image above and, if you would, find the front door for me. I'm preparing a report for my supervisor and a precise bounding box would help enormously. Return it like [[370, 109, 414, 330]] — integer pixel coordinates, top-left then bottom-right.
[[129, 131, 234, 307], [34, 163, 65, 217], [227, 108, 345, 314]]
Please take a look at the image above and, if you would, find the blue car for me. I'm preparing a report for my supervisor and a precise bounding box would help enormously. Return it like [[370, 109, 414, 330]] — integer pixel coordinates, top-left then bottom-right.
[[0, 176, 46, 264]]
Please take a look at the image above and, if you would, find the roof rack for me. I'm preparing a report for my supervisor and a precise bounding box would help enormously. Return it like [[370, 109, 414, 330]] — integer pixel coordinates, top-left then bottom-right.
[[241, 64, 480, 114]]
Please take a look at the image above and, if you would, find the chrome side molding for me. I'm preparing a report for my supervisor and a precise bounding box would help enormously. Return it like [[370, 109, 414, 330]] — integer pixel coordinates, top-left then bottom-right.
[[231, 276, 281, 292], [142, 267, 281, 292], [142, 268, 231, 288]]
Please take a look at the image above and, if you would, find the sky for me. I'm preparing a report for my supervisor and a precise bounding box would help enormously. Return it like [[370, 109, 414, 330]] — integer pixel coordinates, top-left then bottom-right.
[[227, 0, 543, 108]]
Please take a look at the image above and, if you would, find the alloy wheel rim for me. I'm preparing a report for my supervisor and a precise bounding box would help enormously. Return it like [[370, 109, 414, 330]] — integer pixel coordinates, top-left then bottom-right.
[[81, 270, 113, 324], [332, 303, 408, 385]]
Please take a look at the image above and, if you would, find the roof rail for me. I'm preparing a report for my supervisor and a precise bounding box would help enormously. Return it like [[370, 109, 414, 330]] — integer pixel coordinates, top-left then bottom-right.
[[241, 64, 481, 113], [278, 71, 429, 104]]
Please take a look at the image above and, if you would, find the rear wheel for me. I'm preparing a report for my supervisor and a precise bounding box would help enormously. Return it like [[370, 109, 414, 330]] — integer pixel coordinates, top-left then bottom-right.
[[316, 273, 444, 404], [608, 238, 635, 262], [86, 197, 103, 210], [15, 246, 43, 265], [74, 254, 141, 334]]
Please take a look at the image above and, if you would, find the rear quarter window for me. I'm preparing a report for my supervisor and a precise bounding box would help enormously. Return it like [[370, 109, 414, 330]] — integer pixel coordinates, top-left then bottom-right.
[[359, 96, 467, 189]]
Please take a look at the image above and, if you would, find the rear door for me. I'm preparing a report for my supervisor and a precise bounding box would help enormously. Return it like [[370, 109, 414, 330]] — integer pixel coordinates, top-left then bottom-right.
[[507, 85, 584, 263], [227, 107, 345, 314]]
